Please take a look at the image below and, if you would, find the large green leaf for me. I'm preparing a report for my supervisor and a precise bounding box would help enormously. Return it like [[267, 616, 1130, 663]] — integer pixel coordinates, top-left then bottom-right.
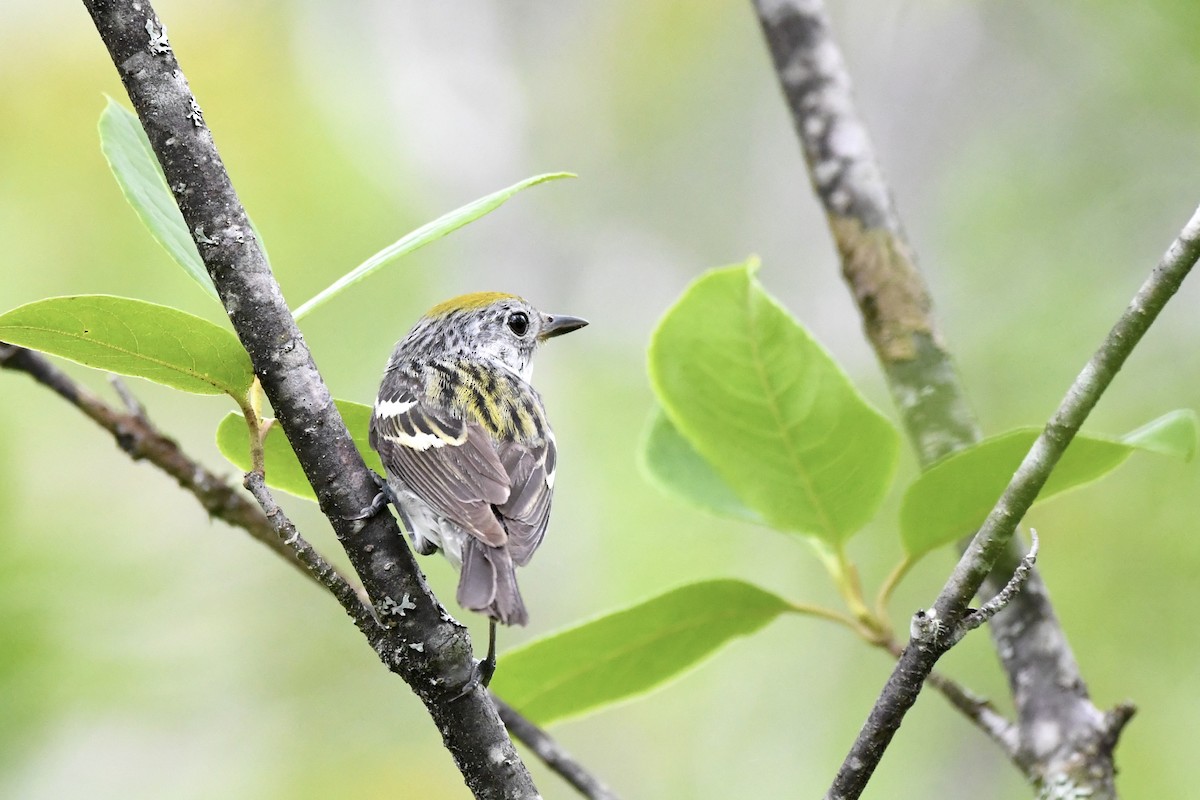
[[99, 98, 219, 301], [640, 407, 762, 524], [216, 399, 383, 499], [901, 410, 1198, 558], [492, 580, 793, 725], [292, 172, 576, 321], [0, 295, 253, 397], [647, 261, 900, 544]]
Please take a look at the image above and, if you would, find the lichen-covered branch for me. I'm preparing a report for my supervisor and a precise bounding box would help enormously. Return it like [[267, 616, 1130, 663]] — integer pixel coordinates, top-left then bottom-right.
[[956, 530, 1039, 639], [79, 2, 537, 796], [750, 0, 977, 465], [826, 204, 1200, 799], [2, 342, 614, 799]]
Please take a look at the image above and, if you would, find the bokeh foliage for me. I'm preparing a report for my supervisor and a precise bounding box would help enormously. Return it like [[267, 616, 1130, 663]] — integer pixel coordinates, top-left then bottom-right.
[[3, 2, 1200, 799]]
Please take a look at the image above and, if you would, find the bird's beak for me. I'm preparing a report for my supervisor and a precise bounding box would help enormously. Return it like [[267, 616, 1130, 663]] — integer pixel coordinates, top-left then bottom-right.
[[539, 313, 589, 341]]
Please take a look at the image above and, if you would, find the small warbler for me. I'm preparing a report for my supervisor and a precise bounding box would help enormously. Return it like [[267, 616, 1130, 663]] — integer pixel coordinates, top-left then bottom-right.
[[365, 292, 587, 687]]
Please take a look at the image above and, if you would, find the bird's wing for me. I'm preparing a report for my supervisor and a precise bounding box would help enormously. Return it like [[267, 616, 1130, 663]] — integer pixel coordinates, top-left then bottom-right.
[[494, 432, 555, 566], [369, 370, 510, 546]]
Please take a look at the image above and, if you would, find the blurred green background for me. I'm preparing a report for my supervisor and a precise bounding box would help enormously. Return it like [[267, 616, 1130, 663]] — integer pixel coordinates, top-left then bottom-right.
[[3, 1, 1199, 797]]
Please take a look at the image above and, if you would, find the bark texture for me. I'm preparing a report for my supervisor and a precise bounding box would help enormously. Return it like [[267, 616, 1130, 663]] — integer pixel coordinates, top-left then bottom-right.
[[80, 2, 539, 796]]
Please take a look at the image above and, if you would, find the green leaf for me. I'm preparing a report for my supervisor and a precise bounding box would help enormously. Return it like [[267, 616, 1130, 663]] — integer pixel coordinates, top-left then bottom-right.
[[1121, 408, 1199, 459], [647, 260, 900, 544], [99, 98, 219, 301], [291, 172, 577, 321], [492, 580, 793, 725], [0, 295, 253, 397], [640, 407, 762, 524], [216, 399, 383, 499], [901, 410, 1199, 559]]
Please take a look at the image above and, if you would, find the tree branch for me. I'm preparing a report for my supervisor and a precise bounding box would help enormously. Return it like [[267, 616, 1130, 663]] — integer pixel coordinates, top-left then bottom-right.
[[243, 470, 378, 633], [79, 2, 537, 796], [0, 342, 322, 582], [2, 342, 616, 799], [750, 0, 978, 466], [750, 0, 1149, 795], [493, 695, 622, 800], [955, 530, 1039, 640], [827, 204, 1200, 798], [877, 637, 1018, 760]]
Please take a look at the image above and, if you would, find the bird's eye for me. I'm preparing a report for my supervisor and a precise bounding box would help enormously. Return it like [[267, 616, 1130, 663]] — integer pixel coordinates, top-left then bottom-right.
[[507, 311, 530, 337]]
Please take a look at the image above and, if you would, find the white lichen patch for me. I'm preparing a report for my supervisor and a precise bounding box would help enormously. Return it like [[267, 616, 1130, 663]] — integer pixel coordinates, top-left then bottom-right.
[[378, 592, 417, 617], [145, 18, 171, 55], [187, 97, 204, 127]]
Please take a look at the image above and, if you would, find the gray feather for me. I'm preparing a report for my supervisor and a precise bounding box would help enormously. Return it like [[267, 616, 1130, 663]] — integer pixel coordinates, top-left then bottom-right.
[[459, 539, 528, 626]]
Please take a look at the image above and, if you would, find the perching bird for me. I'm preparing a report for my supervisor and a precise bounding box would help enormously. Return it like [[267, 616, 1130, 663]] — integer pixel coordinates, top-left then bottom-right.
[[365, 292, 587, 687]]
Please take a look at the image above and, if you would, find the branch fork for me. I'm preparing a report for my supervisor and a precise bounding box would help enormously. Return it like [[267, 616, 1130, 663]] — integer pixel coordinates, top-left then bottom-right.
[[909, 529, 1040, 652]]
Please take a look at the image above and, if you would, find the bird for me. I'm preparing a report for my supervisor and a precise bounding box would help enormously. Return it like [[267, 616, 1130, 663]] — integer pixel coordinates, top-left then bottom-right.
[[364, 291, 587, 688]]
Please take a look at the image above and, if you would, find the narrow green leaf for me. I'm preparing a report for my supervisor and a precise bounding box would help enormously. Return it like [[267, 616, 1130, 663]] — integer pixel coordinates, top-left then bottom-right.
[[492, 580, 793, 725], [901, 410, 1199, 559], [216, 400, 383, 499], [0, 295, 253, 397], [292, 172, 577, 321], [640, 407, 762, 524], [99, 98, 219, 300], [647, 260, 900, 544]]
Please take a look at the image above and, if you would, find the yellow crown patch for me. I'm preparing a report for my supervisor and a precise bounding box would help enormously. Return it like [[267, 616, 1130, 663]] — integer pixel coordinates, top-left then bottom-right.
[[425, 291, 522, 318]]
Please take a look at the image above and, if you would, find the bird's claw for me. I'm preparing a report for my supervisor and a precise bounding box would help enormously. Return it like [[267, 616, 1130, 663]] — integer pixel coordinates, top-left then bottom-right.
[[345, 472, 396, 521], [452, 655, 497, 702]]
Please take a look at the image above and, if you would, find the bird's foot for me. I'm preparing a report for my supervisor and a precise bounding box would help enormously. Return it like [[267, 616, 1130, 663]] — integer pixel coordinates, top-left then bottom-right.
[[346, 471, 397, 520], [452, 620, 498, 700]]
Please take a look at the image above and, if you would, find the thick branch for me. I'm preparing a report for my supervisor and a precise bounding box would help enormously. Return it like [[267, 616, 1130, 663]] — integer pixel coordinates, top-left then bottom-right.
[[2, 342, 613, 799], [750, 0, 1138, 794], [827, 205, 1200, 798], [80, 2, 536, 796], [750, 0, 977, 465]]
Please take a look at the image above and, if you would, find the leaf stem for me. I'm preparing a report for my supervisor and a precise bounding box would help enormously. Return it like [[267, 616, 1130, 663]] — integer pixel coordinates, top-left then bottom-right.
[[239, 378, 268, 475], [874, 555, 914, 622], [784, 600, 867, 635], [816, 543, 891, 643]]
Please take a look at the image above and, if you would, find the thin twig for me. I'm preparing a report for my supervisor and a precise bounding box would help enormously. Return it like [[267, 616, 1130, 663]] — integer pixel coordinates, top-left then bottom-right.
[[956, 530, 1039, 639], [0, 343, 323, 580], [878, 635, 1019, 758], [825, 204, 1200, 799], [109, 374, 148, 419], [493, 695, 622, 800], [923, 670, 1018, 757], [788, 585, 1021, 760], [243, 471, 378, 633]]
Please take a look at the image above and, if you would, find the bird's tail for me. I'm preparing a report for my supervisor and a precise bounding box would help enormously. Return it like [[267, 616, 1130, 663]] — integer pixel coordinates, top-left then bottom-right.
[[458, 539, 528, 626]]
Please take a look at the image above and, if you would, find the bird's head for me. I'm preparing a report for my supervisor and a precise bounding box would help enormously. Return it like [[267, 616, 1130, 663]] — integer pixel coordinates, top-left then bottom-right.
[[396, 292, 588, 380]]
